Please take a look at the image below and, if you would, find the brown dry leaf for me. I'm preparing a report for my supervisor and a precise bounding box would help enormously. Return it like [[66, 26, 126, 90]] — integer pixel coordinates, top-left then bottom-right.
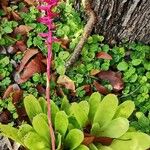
[[97, 71, 124, 92], [56, 86, 65, 97], [16, 53, 46, 84], [14, 25, 32, 35], [83, 84, 91, 93], [90, 69, 100, 76], [12, 90, 23, 105], [59, 38, 70, 49], [96, 52, 112, 60], [11, 11, 21, 21], [24, 0, 37, 5], [0, 0, 8, 7], [3, 84, 20, 99], [36, 84, 46, 95], [14, 41, 27, 52], [0, 46, 7, 54], [93, 81, 109, 94], [16, 107, 28, 121], [0, 110, 11, 124], [57, 75, 75, 92], [18, 49, 39, 73], [7, 46, 17, 54], [3, 84, 23, 105]]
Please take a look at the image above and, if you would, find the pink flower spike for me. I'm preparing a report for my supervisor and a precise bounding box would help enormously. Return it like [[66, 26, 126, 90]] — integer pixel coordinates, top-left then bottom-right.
[[38, 5, 51, 11], [44, 0, 58, 4], [52, 37, 60, 42], [37, 0, 59, 149], [38, 17, 52, 25], [47, 12, 58, 18], [46, 35, 52, 44], [39, 33, 49, 38]]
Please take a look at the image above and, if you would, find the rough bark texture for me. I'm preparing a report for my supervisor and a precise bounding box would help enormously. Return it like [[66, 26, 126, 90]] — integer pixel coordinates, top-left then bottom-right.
[[74, 0, 150, 44]]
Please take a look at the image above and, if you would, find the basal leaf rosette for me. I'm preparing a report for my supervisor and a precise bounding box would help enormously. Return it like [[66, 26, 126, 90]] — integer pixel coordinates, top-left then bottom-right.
[[0, 93, 150, 150]]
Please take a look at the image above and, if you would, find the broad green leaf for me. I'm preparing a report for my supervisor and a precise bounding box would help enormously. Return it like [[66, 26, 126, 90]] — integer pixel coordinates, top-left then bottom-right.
[[94, 94, 118, 128], [56, 133, 62, 150], [88, 92, 101, 123], [74, 145, 89, 150], [110, 134, 138, 150], [38, 97, 47, 114], [55, 111, 68, 136], [61, 96, 71, 115], [89, 144, 98, 150], [0, 123, 23, 146], [64, 129, 84, 150], [51, 100, 59, 123], [68, 116, 81, 130], [110, 132, 150, 150], [18, 124, 34, 141], [24, 132, 49, 150], [97, 145, 112, 150], [114, 101, 135, 119], [24, 95, 42, 121], [91, 123, 101, 136], [100, 117, 129, 138], [32, 113, 50, 144], [70, 101, 89, 128], [124, 132, 150, 150]]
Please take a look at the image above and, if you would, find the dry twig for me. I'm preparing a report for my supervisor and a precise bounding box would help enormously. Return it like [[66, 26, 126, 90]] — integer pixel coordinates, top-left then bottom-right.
[[65, 0, 96, 69]]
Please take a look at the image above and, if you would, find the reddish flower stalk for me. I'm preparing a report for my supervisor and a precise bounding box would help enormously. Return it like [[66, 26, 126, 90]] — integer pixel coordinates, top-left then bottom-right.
[[38, 0, 59, 150]]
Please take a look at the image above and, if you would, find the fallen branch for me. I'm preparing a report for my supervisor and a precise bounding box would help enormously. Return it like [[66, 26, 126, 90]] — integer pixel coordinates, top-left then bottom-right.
[[65, 0, 96, 69]]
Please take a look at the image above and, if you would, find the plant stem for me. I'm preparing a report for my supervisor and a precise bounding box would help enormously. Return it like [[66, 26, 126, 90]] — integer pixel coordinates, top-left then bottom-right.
[[46, 42, 55, 150]]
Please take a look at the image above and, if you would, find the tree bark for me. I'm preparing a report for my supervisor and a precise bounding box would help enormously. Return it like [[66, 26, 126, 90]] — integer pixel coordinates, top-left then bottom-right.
[[74, 0, 150, 44]]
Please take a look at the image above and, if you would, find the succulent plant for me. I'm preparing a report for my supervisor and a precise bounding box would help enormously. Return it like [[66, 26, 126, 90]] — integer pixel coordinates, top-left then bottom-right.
[[0, 93, 150, 150]]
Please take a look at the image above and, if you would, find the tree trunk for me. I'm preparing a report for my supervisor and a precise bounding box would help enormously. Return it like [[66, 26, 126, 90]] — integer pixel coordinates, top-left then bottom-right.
[[74, 0, 150, 44]]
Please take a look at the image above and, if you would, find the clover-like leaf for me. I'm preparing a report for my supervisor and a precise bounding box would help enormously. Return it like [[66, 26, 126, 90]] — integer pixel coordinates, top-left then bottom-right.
[[64, 129, 84, 150], [94, 94, 118, 128]]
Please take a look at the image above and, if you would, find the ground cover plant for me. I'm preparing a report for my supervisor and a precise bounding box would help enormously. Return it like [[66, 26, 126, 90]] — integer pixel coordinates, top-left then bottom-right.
[[0, 0, 150, 149]]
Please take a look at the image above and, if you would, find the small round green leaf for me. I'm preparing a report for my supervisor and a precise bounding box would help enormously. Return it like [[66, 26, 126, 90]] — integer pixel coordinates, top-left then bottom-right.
[[117, 61, 128, 71], [131, 59, 141, 66]]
